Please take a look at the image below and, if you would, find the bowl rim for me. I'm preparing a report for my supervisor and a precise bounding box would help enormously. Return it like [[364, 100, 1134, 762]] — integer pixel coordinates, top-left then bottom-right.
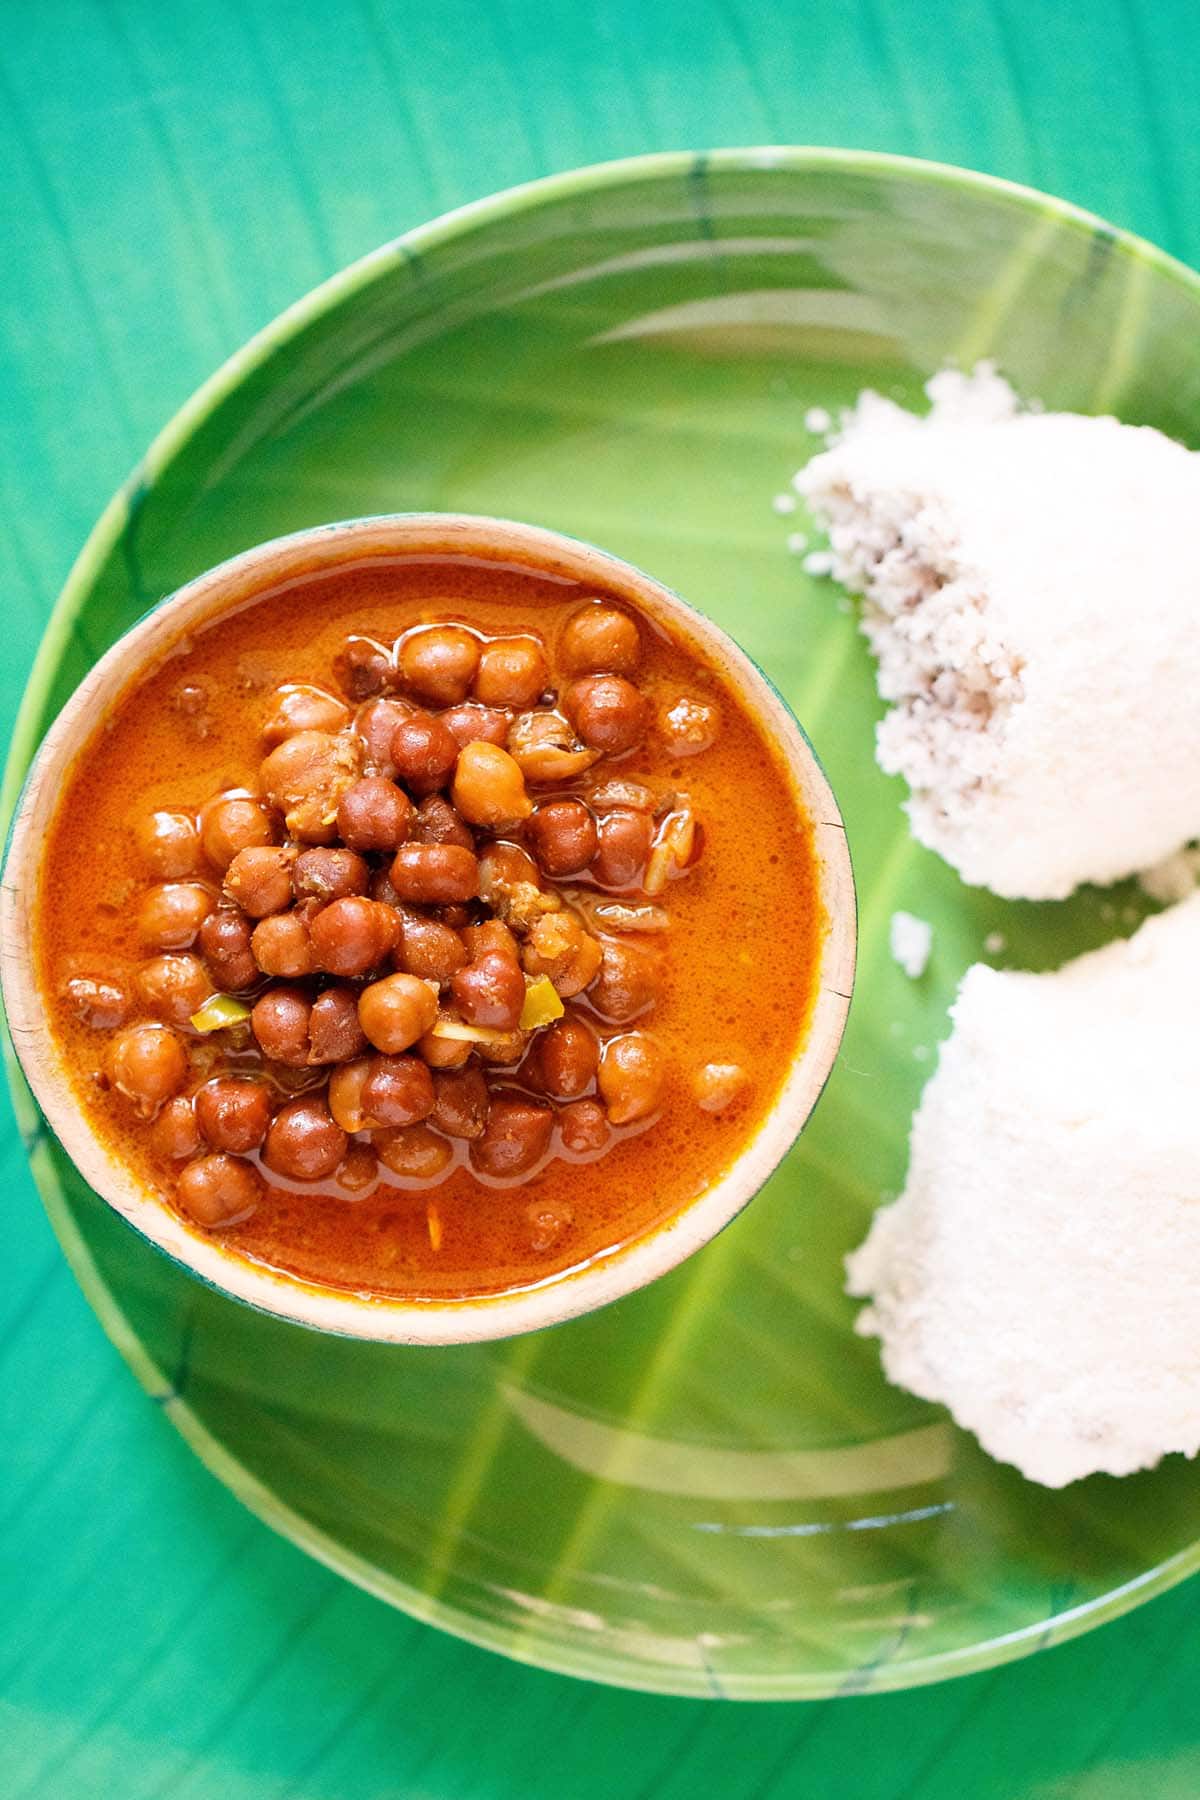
[[2, 510, 856, 1344], [6, 144, 1200, 1696]]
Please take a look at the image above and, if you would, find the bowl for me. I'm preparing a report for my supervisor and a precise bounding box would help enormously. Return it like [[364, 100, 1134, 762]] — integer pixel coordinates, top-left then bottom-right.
[[1, 511, 855, 1345]]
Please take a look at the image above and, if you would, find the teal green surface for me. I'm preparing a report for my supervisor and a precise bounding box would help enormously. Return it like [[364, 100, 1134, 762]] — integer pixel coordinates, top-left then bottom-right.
[[7, 1, 1200, 1793], [12, 144, 1200, 1706]]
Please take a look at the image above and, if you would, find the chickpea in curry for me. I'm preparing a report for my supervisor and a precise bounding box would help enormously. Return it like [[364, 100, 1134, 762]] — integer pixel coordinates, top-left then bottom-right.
[[40, 553, 821, 1300]]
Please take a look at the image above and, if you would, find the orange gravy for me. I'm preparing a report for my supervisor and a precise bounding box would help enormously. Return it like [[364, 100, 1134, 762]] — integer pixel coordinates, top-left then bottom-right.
[[39, 552, 822, 1299]]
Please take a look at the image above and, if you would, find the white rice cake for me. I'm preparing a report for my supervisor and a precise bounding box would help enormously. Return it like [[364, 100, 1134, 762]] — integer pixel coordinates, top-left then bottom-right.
[[848, 893, 1200, 1487], [799, 369, 1200, 900]]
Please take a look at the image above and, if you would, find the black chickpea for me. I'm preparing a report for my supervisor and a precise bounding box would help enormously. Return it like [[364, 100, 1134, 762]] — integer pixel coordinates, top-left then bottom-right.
[[199, 793, 275, 871], [194, 1078, 272, 1154], [355, 696, 411, 776], [358, 972, 440, 1054], [598, 1032, 667, 1124], [360, 1054, 436, 1127], [528, 799, 598, 876], [262, 683, 350, 745], [369, 866, 405, 907], [559, 1098, 610, 1155], [476, 842, 542, 917], [62, 971, 132, 1030], [224, 845, 295, 917], [399, 625, 480, 706], [259, 729, 363, 843], [589, 939, 661, 1021], [251, 987, 312, 1066], [177, 1154, 262, 1226], [309, 896, 400, 978], [471, 1096, 554, 1178], [430, 1065, 490, 1139], [328, 1058, 371, 1133], [469, 1028, 526, 1067], [374, 1123, 453, 1180], [263, 1096, 347, 1181], [451, 951, 526, 1031], [337, 776, 412, 851], [534, 1016, 599, 1098], [136, 809, 202, 878], [390, 710, 460, 794], [473, 636, 548, 709], [334, 634, 394, 700], [151, 1095, 202, 1161], [559, 603, 641, 675], [137, 882, 216, 951], [308, 987, 368, 1063], [336, 1142, 379, 1194], [460, 918, 519, 964], [134, 953, 213, 1025], [439, 703, 510, 749], [103, 1022, 188, 1118], [451, 742, 531, 830], [592, 808, 653, 887], [251, 911, 316, 979], [563, 675, 648, 756], [199, 909, 258, 990], [411, 794, 475, 848], [395, 911, 468, 984], [390, 843, 479, 904], [293, 846, 370, 903]]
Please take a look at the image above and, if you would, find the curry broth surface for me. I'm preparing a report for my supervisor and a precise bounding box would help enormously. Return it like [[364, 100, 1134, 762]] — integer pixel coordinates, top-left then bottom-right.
[[40, 554, 821, 1299]]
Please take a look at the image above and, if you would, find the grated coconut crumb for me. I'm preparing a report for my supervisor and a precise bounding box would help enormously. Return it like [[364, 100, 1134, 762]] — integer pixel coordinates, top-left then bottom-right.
[[890, 910, 933, 978]]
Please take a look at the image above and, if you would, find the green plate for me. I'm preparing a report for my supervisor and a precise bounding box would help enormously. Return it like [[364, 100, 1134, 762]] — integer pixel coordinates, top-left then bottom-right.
[[8, 148, 1200, 1701]]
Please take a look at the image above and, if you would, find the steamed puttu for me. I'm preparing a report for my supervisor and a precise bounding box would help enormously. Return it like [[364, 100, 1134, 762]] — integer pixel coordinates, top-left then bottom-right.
[[798, 368, 1200, 900], [847, 893, 1200, 1487]]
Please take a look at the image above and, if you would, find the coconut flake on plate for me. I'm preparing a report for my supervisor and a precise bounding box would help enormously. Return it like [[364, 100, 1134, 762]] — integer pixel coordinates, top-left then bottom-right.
[[889, 910, 933, 979]]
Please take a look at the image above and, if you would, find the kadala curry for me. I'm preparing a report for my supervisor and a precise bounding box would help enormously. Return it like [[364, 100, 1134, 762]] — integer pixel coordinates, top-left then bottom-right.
[[37, 548, 822, 1300]]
